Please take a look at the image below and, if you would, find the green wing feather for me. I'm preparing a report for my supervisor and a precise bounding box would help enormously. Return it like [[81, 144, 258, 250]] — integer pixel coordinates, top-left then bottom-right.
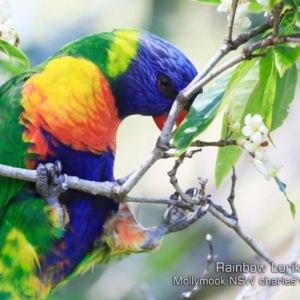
[[0, 67, 64, 299], [0, 73, 32, 218]]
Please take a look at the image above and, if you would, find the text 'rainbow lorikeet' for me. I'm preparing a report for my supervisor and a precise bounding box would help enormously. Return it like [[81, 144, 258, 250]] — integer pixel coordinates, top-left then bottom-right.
[[0, 28, 198, 299]]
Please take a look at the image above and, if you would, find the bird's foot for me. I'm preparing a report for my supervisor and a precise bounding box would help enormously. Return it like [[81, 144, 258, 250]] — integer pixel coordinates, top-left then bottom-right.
[[161, 188, 209, 233], [141, 188, 209, 250], [36, 160, 69, 227]]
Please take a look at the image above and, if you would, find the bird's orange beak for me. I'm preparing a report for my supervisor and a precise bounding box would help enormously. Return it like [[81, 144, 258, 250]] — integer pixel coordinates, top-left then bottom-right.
[[153, 109, 188, 131]]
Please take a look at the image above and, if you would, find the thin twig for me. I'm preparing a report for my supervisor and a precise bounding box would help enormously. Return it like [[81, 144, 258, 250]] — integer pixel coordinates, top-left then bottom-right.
[[230, 18, 274, 50], [162, 149, 202, 159], [271, 3, 284, 38], [125, 196, 194, 211], [243, 34, 300, 57], [181, 234, 216, 299], [168, 153, 201, 205], [168, 139, 237, 149], [227, 167, 238, 220], [225, 0, 239, 43], [191, 139, 237, 148], [198, 177, 209, 204]]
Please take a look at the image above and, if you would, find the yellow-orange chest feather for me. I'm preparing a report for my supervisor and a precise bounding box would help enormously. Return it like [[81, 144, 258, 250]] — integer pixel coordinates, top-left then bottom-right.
[[20, 56, 121, 167]]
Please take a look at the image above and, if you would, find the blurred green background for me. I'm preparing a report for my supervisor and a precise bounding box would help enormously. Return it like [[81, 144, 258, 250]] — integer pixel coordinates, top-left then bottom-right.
[[8, 0, 300, 299]]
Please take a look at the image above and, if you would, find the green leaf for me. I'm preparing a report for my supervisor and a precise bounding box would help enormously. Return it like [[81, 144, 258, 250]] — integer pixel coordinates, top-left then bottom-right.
[[275, 177, 296, 218], [273, 45, 300, 77], [260, 49, 277, 129], [260, 49, 298, 132], [297, 10, 300, 27], [283, 0, 300, 7], [0, 39, 30, 69], [215, 60, 263, 187], [215, 50, 289, 187], [223, 58, 257, 100], [271, 63, 298, 131], [279, 10, 297, 34], [0, 59, 27, 76], [215, 138, 242, 188], [174, 73, 231, 156], [249, 0, 265, 13], [195, 0, 220, 5], [283, 0, 296, 7]]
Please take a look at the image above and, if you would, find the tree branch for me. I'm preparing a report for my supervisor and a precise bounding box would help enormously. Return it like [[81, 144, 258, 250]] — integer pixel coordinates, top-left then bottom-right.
[[208, 202, 300, 281], [183, 14, 274, 97], [225, 0, 239, 43], [0, 163, 196, 210], [168, 153, 201, 205], [190, 139, 237, 148]]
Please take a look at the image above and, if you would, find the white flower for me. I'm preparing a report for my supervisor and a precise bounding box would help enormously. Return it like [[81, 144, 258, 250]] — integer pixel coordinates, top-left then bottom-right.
[[251, 114, 263, 128], [240, 16, 252, 28], [218, 0, 251, 28], [257, 0, 269, 16], [244, 140, 258, 152], [254, 150, 266, 161], [0, 18, 16, 45], [217, 0, 232, 12], [0, 0, 12, 23], [259, 124, 268, 135], [0, 0, 17, 45], [252, 131, 263, 145], [239, 113, 283, 180], [230, 3, 252, 28], [244, 114, 252, 126], [225, 103, 241, 133], [241, 114, 268, 143], [253, 159, 283, 180], [242, 125, 253, 137]]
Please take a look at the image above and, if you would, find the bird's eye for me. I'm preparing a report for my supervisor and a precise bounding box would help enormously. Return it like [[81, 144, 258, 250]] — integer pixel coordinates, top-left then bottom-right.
[[157, 73, 176, 98], [157, 73, 173, 91]]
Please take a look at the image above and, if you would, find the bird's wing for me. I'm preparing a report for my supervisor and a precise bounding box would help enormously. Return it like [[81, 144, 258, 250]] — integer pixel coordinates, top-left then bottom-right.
[[0, 73, 33, 218]]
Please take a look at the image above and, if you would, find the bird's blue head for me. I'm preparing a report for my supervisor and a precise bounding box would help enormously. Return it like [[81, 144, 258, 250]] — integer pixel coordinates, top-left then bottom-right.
[[108, 29, 199, 130]]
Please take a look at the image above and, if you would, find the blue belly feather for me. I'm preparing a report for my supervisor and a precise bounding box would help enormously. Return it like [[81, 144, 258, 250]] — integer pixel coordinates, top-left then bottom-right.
[[37, 130, 118, 284]]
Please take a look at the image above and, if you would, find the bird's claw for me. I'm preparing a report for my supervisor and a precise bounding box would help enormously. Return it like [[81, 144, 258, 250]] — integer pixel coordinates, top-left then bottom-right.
[[36, 160, 69, 228], [140, 188, 209, 251], [52, 173, 68, 195], [163, 187, 199, 224], [159, 187, 209, 235], [43, 160, 64, 187], [36, 160, 68, 199]]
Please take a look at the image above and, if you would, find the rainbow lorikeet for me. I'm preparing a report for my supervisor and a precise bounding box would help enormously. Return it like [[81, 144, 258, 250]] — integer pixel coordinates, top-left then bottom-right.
[[0, 28, 198, 299]]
